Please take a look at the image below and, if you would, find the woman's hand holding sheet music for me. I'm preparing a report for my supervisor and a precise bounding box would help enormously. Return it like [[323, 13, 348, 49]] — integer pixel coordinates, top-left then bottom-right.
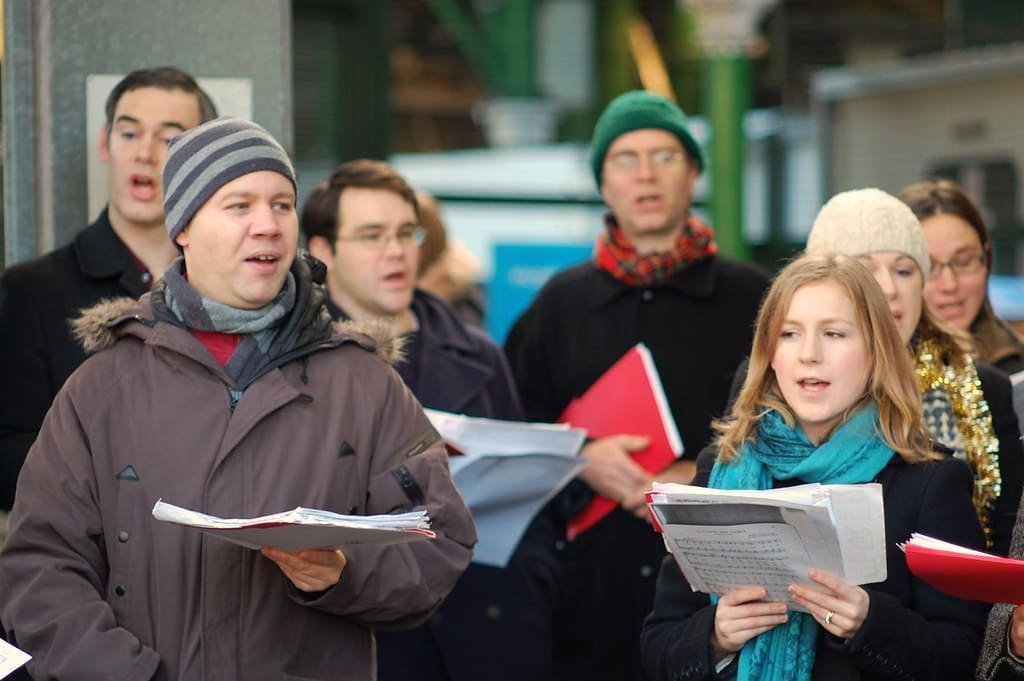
[[711, 586, 789, 661], [788, 568, 869, 639]]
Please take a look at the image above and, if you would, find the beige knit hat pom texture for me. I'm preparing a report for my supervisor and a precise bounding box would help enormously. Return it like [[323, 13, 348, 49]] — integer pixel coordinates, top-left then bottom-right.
[[806, 187, 930, 282]]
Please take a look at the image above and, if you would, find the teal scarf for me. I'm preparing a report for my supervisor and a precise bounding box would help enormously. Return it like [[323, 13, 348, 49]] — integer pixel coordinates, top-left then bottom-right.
[[708, 405, 894, 681]]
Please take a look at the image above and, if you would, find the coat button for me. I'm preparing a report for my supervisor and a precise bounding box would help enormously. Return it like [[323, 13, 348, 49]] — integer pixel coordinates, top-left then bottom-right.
[[486, 605, 502, 620], [640, 564, 654, 578], [117, 530, 129, 543], [555, 540, 566, 551], [114, 585, 126, 597], [642, 289, 653, 302], [141, 272, 152, 285]]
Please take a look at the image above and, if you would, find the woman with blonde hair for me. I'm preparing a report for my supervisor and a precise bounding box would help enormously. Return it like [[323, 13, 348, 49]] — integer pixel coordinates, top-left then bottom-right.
[[641, 253, 988, 681], [804, 188, 1022, 556]]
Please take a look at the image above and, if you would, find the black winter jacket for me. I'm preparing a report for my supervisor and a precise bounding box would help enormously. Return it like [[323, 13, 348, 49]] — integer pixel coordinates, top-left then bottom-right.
[[642, 446, 989, 681], [0, 210, 150, 509]]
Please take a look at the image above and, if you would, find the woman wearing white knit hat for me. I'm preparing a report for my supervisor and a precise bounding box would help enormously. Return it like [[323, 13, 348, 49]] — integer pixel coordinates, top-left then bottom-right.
[[806, 187, 1023, 556]]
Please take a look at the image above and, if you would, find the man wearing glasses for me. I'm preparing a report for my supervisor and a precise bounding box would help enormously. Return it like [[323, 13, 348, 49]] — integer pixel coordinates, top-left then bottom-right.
[[504, 90, 770, 681], [302, 160, 559, 681]]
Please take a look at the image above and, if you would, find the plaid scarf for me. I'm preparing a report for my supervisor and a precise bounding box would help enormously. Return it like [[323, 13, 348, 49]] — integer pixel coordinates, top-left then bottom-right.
[[593, 213, 718, 286]]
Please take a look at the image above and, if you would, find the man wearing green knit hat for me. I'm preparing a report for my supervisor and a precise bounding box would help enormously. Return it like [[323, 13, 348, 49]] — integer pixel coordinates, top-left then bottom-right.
[[504, 90, 769, 681]]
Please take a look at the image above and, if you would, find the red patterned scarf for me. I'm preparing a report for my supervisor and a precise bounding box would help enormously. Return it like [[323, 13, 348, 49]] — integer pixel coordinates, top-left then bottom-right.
[[593, 214, 718, 286]]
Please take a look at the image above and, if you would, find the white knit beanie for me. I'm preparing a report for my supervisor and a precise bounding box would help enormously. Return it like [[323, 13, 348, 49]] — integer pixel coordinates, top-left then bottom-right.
[[806, 187, 930, 281]]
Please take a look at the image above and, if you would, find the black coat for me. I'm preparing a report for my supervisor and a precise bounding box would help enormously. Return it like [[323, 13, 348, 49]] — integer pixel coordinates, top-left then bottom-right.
[[641, 447, 990, 681], [329, 290, 562, 681], [504, 256, 770, 681], [0, 211, 150, 510]]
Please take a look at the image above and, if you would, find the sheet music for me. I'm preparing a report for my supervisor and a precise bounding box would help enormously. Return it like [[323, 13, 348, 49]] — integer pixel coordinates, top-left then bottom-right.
[[425, 409, 587, 567], [649, 482, 885, 610], [152, 500, 434, 552]]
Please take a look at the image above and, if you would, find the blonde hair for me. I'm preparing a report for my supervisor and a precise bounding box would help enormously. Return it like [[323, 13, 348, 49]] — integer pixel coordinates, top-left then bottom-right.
[[915, 304, 975, 367], [715, 254, 934, 463]]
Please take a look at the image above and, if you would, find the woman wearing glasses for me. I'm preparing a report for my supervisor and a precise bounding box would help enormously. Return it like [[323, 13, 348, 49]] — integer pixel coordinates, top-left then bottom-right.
[[899, 178, 1024, 376], [805, 188, 1023, 557]]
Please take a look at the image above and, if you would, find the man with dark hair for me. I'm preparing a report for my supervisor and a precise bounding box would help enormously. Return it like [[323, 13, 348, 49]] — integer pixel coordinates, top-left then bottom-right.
[[103, 66, 217, 129], [0, 66, 216, 510], [504, 90, 770, 681], [303, 159, 559, 681], [0, 119, 475, 680]]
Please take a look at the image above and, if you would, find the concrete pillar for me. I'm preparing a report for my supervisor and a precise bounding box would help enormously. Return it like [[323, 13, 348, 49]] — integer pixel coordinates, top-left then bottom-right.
[[2, 0, 293, 266]]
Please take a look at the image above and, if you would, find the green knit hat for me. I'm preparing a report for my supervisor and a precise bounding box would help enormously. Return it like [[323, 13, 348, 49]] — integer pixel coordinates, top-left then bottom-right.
[[590, 90, 704, 186]]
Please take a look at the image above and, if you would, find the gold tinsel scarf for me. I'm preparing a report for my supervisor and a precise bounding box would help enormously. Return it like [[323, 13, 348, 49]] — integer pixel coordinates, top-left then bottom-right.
[[914, 335, 1001, 547]]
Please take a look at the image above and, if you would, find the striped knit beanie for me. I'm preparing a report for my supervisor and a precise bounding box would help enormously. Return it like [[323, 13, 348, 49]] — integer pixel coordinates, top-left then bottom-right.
[[162, 118, 296, 242]]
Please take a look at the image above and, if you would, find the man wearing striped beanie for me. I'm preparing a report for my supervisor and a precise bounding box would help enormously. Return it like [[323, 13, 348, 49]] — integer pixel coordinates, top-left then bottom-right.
[[0, 117, 475, 680]]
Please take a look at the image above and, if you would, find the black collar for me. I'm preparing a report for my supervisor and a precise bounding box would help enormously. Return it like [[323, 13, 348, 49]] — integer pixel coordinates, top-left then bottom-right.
[[73, 209, 134, 277], [72, 208, 150, 297], [590, 255, 719, 310]]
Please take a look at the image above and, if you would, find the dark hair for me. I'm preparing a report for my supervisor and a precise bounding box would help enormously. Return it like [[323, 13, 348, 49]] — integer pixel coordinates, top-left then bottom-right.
[[104, 66, 217, 130], [300, 159, 419, 248], [898, 179, 991, 261], [899, 177, 1024, 366]]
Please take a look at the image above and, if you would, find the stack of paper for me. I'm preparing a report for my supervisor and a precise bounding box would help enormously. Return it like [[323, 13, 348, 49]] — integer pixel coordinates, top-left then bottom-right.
[[647, 482, 886, 610], [152, 500, 434, 552], [902, 533, 1024, 604], [425, 409, 587, 567]]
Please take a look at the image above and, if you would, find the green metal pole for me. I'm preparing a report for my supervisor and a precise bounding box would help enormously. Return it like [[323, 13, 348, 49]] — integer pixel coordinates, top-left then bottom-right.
[[488, 0, 536, 96], [597, 0, 639, 103], [702, 52, 751, 260]]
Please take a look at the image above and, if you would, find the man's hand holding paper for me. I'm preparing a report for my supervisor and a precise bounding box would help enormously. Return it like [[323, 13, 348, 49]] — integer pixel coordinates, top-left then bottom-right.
[[261, 546, 348, 593], [578, 435, 652, 517]]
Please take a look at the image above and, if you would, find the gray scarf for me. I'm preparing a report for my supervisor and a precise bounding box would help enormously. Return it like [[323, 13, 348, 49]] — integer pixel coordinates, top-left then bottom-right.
[[152, 257, 297, 386]]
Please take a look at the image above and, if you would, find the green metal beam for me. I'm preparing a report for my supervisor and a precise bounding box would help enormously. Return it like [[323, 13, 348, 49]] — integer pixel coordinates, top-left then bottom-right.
[[427, 0, 499, 87], [429, 0, 536, 96], [702, 53, 751, 260]]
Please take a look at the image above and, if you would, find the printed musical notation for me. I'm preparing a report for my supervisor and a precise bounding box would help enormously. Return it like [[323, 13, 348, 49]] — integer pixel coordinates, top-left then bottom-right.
[[648, 482, 886, 610]]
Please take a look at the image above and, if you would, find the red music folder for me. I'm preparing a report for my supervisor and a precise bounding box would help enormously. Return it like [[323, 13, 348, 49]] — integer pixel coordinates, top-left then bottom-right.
[[903, 533, 1024, 604], [558, 343, 684, 540]]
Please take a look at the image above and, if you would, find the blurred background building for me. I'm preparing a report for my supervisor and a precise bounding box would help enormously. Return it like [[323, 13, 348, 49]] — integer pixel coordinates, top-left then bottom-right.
[[4, 0, 1024, 339]]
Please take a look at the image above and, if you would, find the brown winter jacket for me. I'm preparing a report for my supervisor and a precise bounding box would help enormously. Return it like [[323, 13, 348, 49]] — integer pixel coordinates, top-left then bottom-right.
[[0, 291, 476, 680]]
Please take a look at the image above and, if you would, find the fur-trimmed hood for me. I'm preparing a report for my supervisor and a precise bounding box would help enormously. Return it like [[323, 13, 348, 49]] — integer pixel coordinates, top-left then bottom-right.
[[70, 296, 406, 365]]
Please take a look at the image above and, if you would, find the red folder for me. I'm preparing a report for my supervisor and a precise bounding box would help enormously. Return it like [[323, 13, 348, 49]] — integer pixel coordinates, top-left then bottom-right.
[[904, 534, 1024, 604], [558, 343, 684, 540]]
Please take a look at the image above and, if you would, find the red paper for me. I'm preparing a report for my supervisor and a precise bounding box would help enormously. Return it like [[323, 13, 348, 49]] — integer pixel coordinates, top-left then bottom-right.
[[558, 343, 684, 540], [905, 539, 1024, 604]]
